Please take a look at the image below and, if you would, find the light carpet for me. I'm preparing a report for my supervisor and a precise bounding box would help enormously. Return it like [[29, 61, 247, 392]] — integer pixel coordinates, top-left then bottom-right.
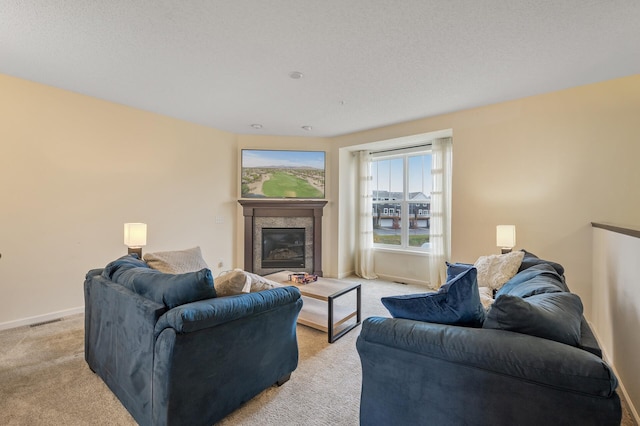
[[0, 277, 636, 426]]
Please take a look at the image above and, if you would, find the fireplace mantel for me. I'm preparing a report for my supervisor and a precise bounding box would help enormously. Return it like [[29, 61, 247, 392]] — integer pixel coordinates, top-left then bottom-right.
[[238, 200, 328, 276]]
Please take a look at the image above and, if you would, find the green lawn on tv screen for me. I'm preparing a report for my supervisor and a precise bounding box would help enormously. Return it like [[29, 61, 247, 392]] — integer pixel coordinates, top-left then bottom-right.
[[262, 171, 323, 198]]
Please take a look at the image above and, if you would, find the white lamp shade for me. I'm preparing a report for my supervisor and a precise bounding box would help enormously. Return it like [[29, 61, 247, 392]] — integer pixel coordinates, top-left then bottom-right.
[[124, 223, 147, 247], [496, 225, 516, 248]]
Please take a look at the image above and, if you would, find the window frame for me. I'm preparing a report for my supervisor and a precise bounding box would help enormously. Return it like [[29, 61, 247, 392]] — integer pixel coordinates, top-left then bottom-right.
[[371, 148, 432, 253]]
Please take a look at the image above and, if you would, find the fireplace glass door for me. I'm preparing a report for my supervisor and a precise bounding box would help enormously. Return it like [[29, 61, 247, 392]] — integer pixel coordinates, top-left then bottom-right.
[[261, 228, 305, 269]]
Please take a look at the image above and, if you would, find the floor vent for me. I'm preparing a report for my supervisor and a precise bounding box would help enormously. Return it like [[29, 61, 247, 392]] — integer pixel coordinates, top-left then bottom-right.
[[30, 318, 62, 328]]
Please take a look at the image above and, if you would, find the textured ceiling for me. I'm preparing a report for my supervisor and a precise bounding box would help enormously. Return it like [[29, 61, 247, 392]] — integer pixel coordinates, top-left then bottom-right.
[[1, 1, 639, 137]]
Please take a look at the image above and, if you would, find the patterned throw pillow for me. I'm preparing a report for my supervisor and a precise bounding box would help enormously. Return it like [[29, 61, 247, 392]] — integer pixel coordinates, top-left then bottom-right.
[[243, 270, 282, 292], [214, 269, 282, 297], [144, 246, 209, 273], [478, 286, 495, 309], [214, 270, 251, 297], [474, 251, 525, 291]]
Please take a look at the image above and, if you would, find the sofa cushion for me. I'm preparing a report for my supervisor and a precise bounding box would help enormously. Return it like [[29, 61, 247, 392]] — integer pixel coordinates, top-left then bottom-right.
[[518, 249, 565, 276], [143, 246, 209, 274], [359, 317, 619, 399], [496, 264, 566, 298], [381, 267, 485, 327], [474, 250, 525, 291], [116, 267, 216, 309], [102, 254, 150, 281], [483, 292, 583, 346]]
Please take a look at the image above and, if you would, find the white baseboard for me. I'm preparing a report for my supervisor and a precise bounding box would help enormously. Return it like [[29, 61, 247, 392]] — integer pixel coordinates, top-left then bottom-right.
[[334, 270, 430, 287], [587, 320, 639, 424], [0, 306, 84, 331], [375, 273, 430, 287], [336, 270, 355, 279]]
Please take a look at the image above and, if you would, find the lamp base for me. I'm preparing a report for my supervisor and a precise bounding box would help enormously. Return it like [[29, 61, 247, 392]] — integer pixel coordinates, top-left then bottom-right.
[[128, 247, 143, 259], [501, 248, 512, 254]]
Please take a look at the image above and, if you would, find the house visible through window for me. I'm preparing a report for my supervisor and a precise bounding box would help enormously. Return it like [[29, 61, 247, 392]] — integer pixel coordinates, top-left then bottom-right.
[[371, 148, 432, 250]]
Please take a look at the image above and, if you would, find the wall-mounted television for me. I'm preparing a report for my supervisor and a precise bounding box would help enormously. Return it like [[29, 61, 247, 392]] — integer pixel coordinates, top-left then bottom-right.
[[241, 149, 325, 199]]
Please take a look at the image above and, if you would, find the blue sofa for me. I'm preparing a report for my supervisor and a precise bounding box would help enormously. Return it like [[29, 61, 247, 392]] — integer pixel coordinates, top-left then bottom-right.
[[84, 255, 302, 426], [357, 253, 621, 426]]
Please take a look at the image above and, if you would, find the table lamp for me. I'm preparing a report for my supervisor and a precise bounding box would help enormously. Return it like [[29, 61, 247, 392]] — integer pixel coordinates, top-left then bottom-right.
[[124, 223, 147, 258], [496, 225, 516, 254]]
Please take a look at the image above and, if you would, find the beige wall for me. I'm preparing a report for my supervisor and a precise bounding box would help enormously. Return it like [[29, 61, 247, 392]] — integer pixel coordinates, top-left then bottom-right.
[[332, 74, 640, 319], [0, 75, 335, 328], [592, 226, 640, 419], [3, 72, 640, 354], [0, 74, 237, 327]]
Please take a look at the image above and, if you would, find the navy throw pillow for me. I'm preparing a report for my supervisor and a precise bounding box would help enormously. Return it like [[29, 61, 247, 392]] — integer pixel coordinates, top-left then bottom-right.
[[483, 292, 583, 346], [116, 267, 216, 309], [381, 267, 485, 327], [445, 262, 474, 282]]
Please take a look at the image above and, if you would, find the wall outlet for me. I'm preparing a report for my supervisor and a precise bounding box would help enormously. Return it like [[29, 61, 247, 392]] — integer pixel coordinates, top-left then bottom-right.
[[217, 258, 224, 268], [215, 216, 224, 224]]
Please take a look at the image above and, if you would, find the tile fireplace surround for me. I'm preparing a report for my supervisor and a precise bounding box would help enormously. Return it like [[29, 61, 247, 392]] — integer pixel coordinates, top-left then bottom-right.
[[238, 200, 327, 276]]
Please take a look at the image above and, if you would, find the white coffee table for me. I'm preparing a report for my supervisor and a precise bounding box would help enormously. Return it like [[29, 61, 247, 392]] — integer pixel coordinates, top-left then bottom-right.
[[264, 271, 361, 343]]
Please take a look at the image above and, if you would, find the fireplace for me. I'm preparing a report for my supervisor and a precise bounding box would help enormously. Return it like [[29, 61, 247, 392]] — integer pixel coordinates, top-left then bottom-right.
[[262, 228, 306, 269], [238, 200, 327, 276]]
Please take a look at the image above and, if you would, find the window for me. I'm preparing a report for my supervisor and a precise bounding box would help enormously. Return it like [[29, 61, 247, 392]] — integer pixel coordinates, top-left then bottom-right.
[[371, 149, 432, 250]]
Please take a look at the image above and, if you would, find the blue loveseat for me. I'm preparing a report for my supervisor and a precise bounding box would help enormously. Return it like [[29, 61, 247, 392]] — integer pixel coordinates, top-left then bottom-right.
[[357, 252, 621, 426], [84, 255, 302, 426]]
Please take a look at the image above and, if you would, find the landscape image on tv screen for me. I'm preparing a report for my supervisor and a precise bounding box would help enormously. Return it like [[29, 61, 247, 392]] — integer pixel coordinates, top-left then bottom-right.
[[241, 150, 325, 199]]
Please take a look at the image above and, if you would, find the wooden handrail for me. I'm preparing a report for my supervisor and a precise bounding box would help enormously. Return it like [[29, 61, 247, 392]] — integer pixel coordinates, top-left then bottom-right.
[[591, 222, 640, 239]]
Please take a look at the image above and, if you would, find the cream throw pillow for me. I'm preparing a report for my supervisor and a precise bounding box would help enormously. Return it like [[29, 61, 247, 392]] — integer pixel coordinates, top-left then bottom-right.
[[214, 270, 251, 297], [144, 246, 209, 274], [243, 271, 282, 292], [478, 286, 495, 310], [214, 269, 282, 297], [474, 251, 525, 291]]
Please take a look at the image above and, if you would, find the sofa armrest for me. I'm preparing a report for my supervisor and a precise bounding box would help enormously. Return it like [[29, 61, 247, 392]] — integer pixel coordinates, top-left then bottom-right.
[[358, 316, 617, 397], [85, 273, 168, 369], [84, 273, 168, 424], [154, 286, 301, 336], [151, 285, 303, 425]]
